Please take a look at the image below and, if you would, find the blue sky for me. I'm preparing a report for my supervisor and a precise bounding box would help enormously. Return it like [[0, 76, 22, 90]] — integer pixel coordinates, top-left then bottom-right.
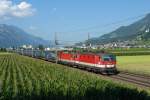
[[1, 0, 150, 42]]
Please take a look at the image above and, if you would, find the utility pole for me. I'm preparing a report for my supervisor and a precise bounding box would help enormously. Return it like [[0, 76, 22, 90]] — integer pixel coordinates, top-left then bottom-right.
[[55, 32, 58, 64], [22, 49, 23, 55], [32, 48, 34, 57], [87, 33, 91, 52], [88, 32, 90, 41], [55, 32, 58, 45]]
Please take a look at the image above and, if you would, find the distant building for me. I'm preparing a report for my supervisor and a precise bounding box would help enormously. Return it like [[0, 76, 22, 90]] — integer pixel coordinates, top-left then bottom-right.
[[21, 45, 33, 49], [145, 28, 150, 33], [44, 47, 52, 51]]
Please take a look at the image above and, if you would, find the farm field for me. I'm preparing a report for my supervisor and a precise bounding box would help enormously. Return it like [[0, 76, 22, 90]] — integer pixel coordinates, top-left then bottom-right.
[[76, 48, 150, 56], [117, 55, 150, 75], [0, 53, 149, 100], [0, 52, 10, 55]]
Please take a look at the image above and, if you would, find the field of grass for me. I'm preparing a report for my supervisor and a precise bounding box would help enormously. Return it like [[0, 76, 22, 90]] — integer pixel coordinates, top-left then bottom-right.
[[75, 47, 150, 56], [0, 52, 10, 54], [105, 48, 150, 56], [117, 55, 150, 75], [0, 53, 149, 100]]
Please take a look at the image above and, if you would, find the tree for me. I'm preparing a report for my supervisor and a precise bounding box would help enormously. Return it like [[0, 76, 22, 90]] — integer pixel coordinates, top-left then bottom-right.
[[38, 44, 44, 51], [0, 48, 6, 52]]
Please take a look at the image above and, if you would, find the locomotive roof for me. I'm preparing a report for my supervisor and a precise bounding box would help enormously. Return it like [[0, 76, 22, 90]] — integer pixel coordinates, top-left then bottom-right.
[[80, 52, 113, 55], [61, 51, 114, 56]]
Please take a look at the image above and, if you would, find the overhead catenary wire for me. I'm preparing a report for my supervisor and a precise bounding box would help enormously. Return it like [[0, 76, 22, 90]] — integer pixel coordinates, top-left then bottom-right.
[[58, 13, 146, 34], [51, 13, 149, 45]]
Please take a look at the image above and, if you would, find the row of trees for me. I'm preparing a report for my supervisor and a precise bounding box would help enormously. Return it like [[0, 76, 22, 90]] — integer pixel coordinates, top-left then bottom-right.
[[0, 48, 7, 52]]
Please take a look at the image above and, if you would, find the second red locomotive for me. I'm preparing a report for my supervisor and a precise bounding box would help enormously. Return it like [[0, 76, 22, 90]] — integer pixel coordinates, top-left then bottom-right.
[[58, 51, 117, 74]]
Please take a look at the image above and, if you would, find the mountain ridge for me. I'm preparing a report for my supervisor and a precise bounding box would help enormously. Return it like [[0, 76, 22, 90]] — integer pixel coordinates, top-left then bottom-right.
[[87, 13, 150, 45], [0, 24, 49, 48]]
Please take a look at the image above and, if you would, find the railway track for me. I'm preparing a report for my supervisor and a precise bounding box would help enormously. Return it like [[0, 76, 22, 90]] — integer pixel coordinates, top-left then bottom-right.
[[109, 71, 150, 88]]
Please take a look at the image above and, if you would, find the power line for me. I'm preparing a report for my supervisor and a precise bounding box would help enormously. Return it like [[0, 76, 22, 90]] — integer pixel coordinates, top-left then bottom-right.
[[51, 33, 90, 45], [50, 13, 149, 45], [59, 13, 147, 33], [57, 40, 81, 43]]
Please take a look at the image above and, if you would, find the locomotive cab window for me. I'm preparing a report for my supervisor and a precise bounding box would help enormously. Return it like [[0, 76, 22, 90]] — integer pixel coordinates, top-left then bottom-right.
[[103, 58, 110, 61], [102, 55, 116, 61]]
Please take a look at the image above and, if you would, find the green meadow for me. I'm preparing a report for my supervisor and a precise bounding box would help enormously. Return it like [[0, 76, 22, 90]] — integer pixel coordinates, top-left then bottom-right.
[[117, 55, 150, 75]]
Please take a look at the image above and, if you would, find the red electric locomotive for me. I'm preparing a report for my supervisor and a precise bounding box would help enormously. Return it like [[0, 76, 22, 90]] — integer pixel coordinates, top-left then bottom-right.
[[58, 51, 117, 74]]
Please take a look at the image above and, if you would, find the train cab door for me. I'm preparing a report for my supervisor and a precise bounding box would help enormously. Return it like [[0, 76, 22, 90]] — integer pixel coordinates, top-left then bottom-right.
[[95, 56, 100, 67], [74, 54, 79, 65]]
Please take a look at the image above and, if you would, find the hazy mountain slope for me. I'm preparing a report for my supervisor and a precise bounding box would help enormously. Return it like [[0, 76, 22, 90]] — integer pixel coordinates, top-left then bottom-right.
[[0, 24, 49, 48], [88, 13, 150, 44]]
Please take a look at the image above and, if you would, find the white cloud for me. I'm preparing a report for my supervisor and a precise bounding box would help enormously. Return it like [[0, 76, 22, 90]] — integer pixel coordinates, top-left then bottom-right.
[[29, 25, 37, 30], [0, 0, 35, 19]]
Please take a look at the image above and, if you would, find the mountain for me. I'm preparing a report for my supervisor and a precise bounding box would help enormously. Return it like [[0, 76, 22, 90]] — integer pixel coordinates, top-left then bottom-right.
[[0, 24, 49, 48], [87, 13, 150, 45]]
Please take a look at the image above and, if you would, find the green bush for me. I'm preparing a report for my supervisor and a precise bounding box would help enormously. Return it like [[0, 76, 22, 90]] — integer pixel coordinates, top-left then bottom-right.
[[0, 48, 7, 52]]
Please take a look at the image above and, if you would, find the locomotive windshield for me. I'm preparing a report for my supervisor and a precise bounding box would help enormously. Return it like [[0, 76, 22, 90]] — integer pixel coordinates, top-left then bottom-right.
[[102, 55, 116, 61]]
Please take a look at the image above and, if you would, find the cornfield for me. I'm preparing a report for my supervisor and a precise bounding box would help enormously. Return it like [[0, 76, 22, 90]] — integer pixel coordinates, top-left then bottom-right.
[[0, 53, 149, 100]]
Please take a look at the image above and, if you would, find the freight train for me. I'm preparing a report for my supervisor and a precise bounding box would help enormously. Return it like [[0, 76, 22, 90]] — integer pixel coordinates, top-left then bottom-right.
[[16, 50, 117, 74]]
